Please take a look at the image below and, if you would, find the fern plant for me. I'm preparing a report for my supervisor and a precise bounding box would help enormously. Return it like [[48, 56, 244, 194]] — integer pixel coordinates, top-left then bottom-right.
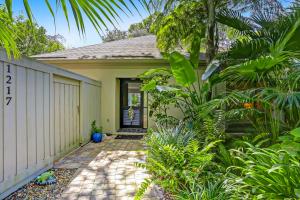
[[134, 126, 221, 200]]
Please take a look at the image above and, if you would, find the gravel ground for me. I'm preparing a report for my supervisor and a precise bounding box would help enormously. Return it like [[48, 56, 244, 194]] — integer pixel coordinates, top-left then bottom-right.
[[4, 168, 78, 200]]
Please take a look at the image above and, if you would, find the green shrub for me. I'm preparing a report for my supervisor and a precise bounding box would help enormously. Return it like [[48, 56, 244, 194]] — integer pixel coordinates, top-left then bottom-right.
[[274, 127, 300, 157], [135, 126, 222, 200], [231, 145, 300, 199], [175, 179, 233, 200], [152, 123, 196, 147], [91, 120, 102, 134]]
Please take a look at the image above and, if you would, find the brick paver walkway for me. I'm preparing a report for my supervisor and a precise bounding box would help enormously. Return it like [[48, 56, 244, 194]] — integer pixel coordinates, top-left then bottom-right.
[[55, 136, 163, 200]]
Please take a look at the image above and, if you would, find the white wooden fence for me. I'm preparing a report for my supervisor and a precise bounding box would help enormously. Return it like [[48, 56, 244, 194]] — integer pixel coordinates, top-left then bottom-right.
[[0, 50, 101, 198]]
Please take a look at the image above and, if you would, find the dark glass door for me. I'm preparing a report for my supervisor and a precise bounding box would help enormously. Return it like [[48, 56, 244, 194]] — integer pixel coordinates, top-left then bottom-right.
[[120, 79, 144, 128]]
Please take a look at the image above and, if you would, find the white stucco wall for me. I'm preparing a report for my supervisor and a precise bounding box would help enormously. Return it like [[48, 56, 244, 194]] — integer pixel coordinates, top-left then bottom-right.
[[39, 60, 184, 133], [71, 68, 149, 133]]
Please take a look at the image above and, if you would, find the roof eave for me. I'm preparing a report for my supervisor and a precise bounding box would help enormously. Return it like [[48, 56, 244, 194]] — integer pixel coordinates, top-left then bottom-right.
[[35, 57, 207, 69], [35, 58, 168, 64]]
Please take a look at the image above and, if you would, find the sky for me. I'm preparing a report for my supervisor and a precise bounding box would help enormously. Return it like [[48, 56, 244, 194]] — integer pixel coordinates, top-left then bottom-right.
[[0, 0, 150, 48], [0, 0, 294, 48]]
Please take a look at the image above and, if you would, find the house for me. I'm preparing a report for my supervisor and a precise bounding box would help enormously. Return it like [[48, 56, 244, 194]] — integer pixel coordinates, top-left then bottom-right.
[[1, 35, 206, 198], [33, 35, 205, 134]]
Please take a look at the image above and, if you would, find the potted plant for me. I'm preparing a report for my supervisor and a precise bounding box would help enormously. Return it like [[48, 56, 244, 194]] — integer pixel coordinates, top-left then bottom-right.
[[91, 120, 103, 143]]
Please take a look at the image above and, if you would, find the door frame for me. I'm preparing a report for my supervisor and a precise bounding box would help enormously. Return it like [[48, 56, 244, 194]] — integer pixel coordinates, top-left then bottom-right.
[[119, 78, 144, 128]]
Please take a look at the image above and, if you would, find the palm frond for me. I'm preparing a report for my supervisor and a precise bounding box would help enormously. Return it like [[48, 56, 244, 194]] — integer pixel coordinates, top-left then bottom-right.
[[147, 0, 178, 13], [0, 11, 19, 58], [5, 0, 12, 19], [226, 38, 270, 60], [217, 9, 254, 32], [23, 0, 33, 24], [1, 0, 146, 58], [251, 11, 279, 29]]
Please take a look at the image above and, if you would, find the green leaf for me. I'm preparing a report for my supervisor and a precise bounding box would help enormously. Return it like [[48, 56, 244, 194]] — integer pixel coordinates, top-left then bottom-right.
[[1, 0, 145, 59], [295, 189, 300, 198], [141, 79, 156, 91], [140, 67, 170, 77], [278, 135, 293, 142], [290, 127, 300, 139], [45, 0, 55, 18], [156, 86, 180, 92], [271, 16, 300, 55], [0, 11, 19, 58], [5, 0, 12, 19], [169, 51, 196, 87], [202, 60, 220, 80], [45, 0, 55, 25], [60, 0, 71, 30], [217, 9, 254, 32], [189, 35, 201, 69], [280, 141, 300, 156], [23, 0, 33, 24]]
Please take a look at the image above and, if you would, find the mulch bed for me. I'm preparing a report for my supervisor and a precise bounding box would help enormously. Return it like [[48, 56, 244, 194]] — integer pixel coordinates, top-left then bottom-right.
[[5, 168, 77, 200]]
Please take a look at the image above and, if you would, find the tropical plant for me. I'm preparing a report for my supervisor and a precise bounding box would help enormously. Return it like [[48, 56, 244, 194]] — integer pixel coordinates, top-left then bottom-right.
[[175, 179, 233, 200], [203, 2, 300, 80], [135, 2, 300, 200], [200, 6, 300, 141], [201, 110, 226, 143], [151, 1, 206, 53], [273, 127, 300, 156], [216, 143, 238, 169], [139, 67, 179, 127], [0, 6, 18, 57], [149, 0, 285, 64], [152, 123, 196, 147], [230, 144, 300, 199], [140, 49, 211, 127], [0, 0, 146, 57], [134, 126, 221, 199]]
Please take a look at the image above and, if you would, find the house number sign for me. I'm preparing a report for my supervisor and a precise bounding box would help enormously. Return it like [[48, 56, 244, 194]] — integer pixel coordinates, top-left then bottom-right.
[[5, 64, 12, 106]]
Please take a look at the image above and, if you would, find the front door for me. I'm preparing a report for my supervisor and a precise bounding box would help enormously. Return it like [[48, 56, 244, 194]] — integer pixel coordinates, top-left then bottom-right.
[[120, 79, 144, 128]]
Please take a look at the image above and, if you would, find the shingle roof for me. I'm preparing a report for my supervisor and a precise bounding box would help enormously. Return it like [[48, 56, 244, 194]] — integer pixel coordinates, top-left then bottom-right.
[[33, 35, 163, 60]]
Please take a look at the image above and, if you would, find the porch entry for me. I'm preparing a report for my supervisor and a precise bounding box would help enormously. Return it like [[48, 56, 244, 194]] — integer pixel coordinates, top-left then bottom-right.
[[120, 78, 147, 129]]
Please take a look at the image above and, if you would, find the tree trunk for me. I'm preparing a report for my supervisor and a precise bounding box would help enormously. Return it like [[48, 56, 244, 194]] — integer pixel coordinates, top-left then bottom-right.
[[206, 0, 216, 64]]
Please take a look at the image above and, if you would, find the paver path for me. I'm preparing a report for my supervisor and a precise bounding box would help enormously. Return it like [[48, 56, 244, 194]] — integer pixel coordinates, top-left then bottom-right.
[[55, 136, 163, 200]]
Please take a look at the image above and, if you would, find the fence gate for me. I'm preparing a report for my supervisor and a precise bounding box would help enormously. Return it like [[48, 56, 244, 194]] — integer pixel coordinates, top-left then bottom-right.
[[53, 75, 80, 159], [0, 49, 101, 199]]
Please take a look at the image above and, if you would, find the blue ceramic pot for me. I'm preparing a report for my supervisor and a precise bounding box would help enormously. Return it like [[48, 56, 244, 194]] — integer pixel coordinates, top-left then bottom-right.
[[92, 132, 102, 143]]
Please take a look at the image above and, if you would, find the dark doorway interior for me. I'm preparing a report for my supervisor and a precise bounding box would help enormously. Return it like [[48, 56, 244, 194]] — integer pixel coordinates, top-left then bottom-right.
[[120, 78, 145, 129]]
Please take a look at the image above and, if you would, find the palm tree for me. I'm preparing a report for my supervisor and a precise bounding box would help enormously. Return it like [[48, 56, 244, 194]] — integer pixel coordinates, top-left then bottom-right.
[[201, 4, 300, 140], [147, 0, 284, 64], [0, 0, 147, 58]]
